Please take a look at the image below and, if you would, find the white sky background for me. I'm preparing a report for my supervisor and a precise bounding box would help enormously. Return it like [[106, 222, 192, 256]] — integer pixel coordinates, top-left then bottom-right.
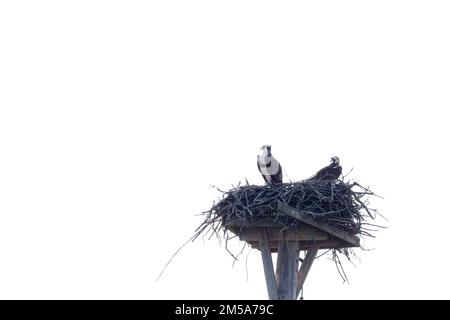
[[0, 1, 449, 299]]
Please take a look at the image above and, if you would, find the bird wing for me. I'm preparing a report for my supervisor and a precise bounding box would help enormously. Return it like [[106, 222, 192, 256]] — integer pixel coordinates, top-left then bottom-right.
[[336, 165, 342, 178], [274, 163, 283, 183], [306, 164, 331, 181]]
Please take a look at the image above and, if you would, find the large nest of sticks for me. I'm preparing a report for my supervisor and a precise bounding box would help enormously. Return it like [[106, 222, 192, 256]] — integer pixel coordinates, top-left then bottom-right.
[[196, 180, 379, 241], [158, 180, 382, 284], [193, 180, 382, 282]]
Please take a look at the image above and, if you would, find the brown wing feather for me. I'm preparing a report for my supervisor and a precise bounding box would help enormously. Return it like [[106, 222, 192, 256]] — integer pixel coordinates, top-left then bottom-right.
[[307, 164, 330, 180], [311, 164, 342, 181], [272, 164, 283, 183]]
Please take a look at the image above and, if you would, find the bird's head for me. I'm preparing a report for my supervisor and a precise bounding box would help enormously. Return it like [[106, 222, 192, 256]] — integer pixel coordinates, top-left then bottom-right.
[[260, 145, 272, 156], [331, 156, 340, 165]]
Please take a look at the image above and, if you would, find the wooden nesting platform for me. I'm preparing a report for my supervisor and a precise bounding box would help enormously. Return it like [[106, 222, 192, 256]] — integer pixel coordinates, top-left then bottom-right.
[[226, 202, 360, 252], [225, 202, 360, 299]]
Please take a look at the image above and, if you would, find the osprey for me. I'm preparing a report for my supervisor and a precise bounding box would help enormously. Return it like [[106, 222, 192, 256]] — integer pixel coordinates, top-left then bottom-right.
[[309, 156, 342, 181], [257, 145, 283, 184]]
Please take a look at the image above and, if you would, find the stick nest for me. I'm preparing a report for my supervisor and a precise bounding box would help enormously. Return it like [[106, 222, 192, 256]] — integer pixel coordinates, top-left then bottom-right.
[[158, 180, 383, 285], [196, 180, 380, 240]]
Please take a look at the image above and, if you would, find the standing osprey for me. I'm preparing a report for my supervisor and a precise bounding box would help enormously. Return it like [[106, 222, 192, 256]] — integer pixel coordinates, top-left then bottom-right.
[[257, 145, 283, 184], [309, 156, 342, 181]]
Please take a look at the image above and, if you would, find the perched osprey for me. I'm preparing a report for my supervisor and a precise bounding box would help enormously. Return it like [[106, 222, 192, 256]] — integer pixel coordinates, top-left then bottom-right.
[[257, 145, 283, 184], [309, 156, 342, 181]]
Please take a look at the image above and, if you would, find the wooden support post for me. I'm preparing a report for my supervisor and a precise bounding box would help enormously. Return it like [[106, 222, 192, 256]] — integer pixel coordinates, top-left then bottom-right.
[[226, 204, 362, 300], [259, 229, 279, 300], [276, 236, 299, 300], [296, 246, 319, 298]]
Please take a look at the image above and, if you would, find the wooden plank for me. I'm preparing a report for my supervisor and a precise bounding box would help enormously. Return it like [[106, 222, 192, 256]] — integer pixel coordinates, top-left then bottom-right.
[[259, 229, 279, 300], [225, 219, 283, 228], [275, 237, 299, 300], [296, 246, 318, 298], [297, 240, 354, 250], [231, 226, 328, 242], [247, 239, 356, 252], [277, 202, 360, 247]]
